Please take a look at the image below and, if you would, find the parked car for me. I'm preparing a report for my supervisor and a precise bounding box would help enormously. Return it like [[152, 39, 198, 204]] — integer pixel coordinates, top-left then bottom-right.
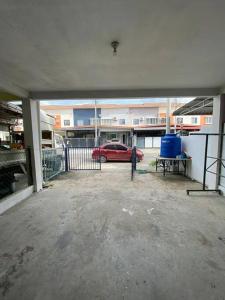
[[92, 143, 144, 163]]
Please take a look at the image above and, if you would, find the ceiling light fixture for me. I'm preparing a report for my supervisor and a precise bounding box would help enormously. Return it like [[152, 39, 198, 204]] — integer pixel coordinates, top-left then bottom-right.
[[111, 40, 119, 56]]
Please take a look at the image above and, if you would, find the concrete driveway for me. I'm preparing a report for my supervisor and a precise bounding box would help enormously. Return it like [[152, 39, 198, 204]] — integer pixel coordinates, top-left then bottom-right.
[[0, 155, 225, 300]]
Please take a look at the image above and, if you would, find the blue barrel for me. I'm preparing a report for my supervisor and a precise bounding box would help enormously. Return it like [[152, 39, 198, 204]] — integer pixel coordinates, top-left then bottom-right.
[[160, 134, 181, 158]]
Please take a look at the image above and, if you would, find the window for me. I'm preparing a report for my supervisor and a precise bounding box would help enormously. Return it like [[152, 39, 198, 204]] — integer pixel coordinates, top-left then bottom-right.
[[64, 119, 70, 126], [191, 117, 198, 124], [106, 133, 117, 140], [77, 120, 84, 126], [160, 118, 166, 124], [176, 117, 183, 125], [204, 116, 212, 124], [146, 118, 158, 125], [133, 119, 140, 125], [104, 144, 116, 150], [67, 131, 75, 137], [119, 119, 126, 125], [42, 130, 52, 140], [100, 119, 113, 125], [115, 145, 127, 151]]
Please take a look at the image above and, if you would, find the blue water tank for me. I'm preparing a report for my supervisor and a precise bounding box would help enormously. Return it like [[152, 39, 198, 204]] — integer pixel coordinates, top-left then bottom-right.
[[160, 134, 181, 158]]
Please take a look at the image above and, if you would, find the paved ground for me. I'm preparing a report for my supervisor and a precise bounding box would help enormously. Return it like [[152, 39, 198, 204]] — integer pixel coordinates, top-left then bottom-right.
[[1, 149, 225, 300]]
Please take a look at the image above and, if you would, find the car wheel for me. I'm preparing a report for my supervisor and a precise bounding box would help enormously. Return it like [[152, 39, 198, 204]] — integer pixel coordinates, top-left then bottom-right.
[[100, 155, 107, 163]]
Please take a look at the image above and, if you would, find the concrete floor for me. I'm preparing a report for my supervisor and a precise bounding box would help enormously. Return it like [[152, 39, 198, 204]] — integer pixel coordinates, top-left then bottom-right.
[[1, 151, 225, 300]]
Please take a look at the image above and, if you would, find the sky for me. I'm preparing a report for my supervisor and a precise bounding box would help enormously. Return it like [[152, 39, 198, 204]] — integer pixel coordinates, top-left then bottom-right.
[[40, 97, 193, 106]]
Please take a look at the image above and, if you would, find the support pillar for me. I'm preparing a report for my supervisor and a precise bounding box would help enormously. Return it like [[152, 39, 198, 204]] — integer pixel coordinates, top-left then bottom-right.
[[166, 98, 171, 134], [204, 94, 225, 191], [213, 94, 225, 190], [22, 99, 42, 192]]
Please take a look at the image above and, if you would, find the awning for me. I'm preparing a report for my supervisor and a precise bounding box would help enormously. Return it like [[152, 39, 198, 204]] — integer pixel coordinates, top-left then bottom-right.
[[173, 97, 213, 116], [134, 125, 201, 131]]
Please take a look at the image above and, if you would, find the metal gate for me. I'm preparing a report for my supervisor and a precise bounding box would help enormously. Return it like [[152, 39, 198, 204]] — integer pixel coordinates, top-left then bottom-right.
[[67, 147, 101, 170]]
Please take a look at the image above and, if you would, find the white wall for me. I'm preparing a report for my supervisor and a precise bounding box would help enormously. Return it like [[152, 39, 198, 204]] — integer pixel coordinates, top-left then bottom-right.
[[153, 137, 161, 148], [181, 96, 222, 189], [144, 136, 161, 148], [61, 113, 73, 128], [182, 127, 219, 188], [182, 130, 209, 185], [101, 108, 129, 122], [176, 115, 201, 125], [101, 107, 159, 124], [145, 137, 153, 148], [43, 108, 74, 128], [129, 107, 159, 117]]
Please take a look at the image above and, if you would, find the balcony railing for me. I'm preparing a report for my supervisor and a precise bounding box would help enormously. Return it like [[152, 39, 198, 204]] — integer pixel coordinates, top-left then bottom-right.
[[90, 117, 167, 126], [90, 118, 114, 126], [144, 117, 166, 125]]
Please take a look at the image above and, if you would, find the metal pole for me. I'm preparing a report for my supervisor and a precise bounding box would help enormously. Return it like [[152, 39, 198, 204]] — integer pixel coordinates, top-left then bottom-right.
[[94, 99, 98, 146], [166, 98, 171, 134], [65, 147, 68, 172], [131, 146, 137, 180], [174, 98, 177, 134], [202, 134, 209, 190], [174, 116, 177, 134], [216, 123, 224, 188], [133, 134, 137, 147]]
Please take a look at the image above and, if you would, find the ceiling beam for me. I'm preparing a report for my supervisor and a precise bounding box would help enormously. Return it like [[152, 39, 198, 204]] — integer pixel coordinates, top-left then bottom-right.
[[30, 88, 220, 100]]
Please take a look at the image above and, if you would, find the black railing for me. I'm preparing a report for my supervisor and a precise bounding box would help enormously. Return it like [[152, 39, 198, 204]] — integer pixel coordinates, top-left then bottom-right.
[[67, 147, 101, 170]]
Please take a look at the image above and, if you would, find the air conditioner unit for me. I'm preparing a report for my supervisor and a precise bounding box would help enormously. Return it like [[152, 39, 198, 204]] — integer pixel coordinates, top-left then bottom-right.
[[140, 117, 144, 121]]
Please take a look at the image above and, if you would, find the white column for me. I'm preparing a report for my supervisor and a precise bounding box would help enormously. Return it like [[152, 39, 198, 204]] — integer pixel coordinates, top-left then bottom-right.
[[22, 98, 42, 192], [206, 94, 225, 190], [213, 95, 225, 190], [166, 98, 171, 134], [94, 99, 98, 146]]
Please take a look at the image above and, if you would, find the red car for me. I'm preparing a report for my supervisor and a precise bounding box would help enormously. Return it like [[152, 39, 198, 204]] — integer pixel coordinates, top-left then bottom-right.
[[92, 143, 144, 163]]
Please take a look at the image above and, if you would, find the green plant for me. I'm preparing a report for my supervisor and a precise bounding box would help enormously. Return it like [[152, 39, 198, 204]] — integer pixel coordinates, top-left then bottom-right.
[[149, 160, 156, 167]]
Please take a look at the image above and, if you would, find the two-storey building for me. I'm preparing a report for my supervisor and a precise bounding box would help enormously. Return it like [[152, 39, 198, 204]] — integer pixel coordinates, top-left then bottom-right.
[[41, 103, 212, 148]]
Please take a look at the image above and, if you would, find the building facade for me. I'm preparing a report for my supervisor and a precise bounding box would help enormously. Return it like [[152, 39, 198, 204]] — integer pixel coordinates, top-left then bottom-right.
[[41, 103, 212, 148]]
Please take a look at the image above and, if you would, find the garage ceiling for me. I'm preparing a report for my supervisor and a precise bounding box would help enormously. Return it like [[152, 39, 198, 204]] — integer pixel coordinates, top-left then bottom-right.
[[0, 1, 225, 98]]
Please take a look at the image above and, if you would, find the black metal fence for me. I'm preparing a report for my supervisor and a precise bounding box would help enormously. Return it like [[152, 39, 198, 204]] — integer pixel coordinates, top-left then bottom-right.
[[67, 147, 101, 170], [42, 146, 101, 182]]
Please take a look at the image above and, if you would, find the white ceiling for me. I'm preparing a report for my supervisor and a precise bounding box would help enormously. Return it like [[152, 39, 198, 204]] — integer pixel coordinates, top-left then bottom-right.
[[0, 0, 225, 98]]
